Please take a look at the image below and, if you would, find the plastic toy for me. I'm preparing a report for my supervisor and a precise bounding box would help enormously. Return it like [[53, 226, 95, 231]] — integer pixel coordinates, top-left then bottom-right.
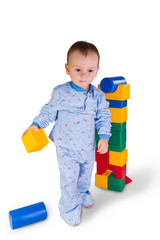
[[95, 170, 112, 189], [22, 128, 49, 153], [9, 202, 47, 229], [95, 76, 132, 192], [109, 106, 127, 123], [96, 149, 126, 179], [98, 83, 130, 101], [100, 76, 127, 93], [107, 99, 127, 108], [108, 172, 125, 192], [109, 149, 128, 167], [109, 128, 126, 146]]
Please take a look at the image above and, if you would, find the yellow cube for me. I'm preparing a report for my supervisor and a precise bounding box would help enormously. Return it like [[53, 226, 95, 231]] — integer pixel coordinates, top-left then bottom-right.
[[109, 149, 128, 167], [98, 84, 130, 101], [95, 170, 112, 189], [109, 106, 127, 123], [22, 129, 49, 153]]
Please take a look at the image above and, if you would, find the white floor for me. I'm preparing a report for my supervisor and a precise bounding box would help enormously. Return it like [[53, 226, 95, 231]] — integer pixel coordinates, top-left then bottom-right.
[[1, 147, 159, 239]]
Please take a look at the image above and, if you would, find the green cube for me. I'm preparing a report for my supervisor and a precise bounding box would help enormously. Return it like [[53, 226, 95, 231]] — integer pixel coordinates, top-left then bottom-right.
[[95, 122, 127, 152], [108, 172, 125, 192], [108, 142, 126, 152], [109, 128, 126, 145], [95, 122, 127, 144], [111, 122, 126, 131], [95, 128, 99, 141]]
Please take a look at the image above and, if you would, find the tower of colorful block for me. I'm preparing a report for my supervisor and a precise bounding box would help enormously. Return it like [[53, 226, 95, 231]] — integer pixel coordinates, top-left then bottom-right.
[[95, 76, 132, 192]]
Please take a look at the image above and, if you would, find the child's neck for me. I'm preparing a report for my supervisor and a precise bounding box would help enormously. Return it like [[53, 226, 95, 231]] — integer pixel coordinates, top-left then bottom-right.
[[83, 85, 90, 92], [70, 81, 90, 93]]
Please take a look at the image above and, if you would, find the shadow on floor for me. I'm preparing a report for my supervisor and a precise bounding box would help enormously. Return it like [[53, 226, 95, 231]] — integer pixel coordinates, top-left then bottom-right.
[[81, 165, 157, 221]]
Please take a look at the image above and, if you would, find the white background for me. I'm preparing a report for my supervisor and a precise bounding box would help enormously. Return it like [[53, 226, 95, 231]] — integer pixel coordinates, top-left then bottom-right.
[[0, 0, 160, 239]]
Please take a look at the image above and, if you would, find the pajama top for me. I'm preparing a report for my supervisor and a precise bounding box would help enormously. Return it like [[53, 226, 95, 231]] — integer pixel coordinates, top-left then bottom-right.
[[32, 81, 111, 150]]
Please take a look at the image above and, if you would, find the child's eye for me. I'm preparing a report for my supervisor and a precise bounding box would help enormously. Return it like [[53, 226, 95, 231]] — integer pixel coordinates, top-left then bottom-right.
[[88, 70, 93, 73], [75, 69, 81, 72]]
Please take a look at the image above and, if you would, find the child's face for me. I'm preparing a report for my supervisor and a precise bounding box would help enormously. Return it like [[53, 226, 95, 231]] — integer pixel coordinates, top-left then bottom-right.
[[65, 50, 99, 92]]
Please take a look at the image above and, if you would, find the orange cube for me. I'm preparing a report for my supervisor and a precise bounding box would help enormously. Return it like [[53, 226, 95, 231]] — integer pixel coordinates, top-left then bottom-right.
[[22, 129, 49, 153]]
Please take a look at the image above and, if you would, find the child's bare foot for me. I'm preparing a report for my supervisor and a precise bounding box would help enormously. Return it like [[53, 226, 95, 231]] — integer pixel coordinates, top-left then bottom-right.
[[85, 204, 94, 209]]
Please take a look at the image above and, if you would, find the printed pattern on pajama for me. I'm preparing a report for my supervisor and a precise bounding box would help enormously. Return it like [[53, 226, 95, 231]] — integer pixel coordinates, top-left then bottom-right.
[[32, 81, 111, 225], [56, 146, 95, 226]]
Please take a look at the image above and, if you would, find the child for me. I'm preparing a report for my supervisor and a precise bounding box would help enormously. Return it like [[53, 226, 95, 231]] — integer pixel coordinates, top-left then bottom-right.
[[22, 41, 111, 226]]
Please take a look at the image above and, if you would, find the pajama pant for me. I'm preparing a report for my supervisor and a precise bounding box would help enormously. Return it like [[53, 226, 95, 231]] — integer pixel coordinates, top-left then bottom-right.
[[56, 145, 95, 226]]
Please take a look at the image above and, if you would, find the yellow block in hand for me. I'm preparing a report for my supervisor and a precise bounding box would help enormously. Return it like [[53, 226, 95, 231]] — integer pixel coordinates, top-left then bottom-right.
[[22, 129, 49, 153], [110, 106, 127, 123], [109, 149, 128, 167], [95, 170, 112, 189]]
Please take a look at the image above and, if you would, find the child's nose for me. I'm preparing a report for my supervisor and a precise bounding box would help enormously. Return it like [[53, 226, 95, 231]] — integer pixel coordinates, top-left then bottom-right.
[[81, 72, 87, 78]]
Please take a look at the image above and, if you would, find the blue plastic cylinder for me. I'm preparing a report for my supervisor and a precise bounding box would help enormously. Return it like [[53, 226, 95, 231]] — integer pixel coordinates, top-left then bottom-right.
[[9, 202, 47, 229], [100, 76, 127, 93]]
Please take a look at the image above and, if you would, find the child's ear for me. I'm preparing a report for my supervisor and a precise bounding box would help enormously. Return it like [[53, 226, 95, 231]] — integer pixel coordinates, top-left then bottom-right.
[[65, 63, 70, 75], [95, 67, 99, 76]]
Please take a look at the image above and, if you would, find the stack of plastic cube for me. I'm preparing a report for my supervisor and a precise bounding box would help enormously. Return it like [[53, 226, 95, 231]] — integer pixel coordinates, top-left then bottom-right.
[[95, 77, 132, 192]]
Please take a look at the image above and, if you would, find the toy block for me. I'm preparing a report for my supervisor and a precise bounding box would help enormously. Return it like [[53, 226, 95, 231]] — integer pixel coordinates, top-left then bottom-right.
[[125, 175, 132, 184], [95, 148, 109, 162], [96, 141, 98, 149], [109, 106, 127, 123], [96, 123, 127, 146], [95, 170, 112, 189], [108, 142, 126, 152], [96, 126, 127, 146], [108, 172, 125, 192], [95, 149, 126, 179], [108, 100, 127, 108], [9, 202, 47, 229], [106, 84, 130, 100], [96, 140, 126, 152], [109, 128, 126, 146], [96, 159, 126, 179], [109, 149, 128, 167], [95, 128, 99, 142], [100, 76, 127, 93], [111, 122, 126, 131], [96, 159, 108, 175], [22, 129, 49, 153], [97, 141, 126, 151], [98, 84, 130, 101], [107, 163, 126, 180], [95, 149, 108, 174]]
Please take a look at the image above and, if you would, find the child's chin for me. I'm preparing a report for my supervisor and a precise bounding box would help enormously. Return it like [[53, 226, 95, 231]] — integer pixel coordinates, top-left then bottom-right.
[[79, 81, 88, 86]]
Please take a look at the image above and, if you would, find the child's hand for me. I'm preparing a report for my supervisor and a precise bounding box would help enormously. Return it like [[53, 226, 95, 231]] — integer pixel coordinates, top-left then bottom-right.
[[21, 125, 39, 138], [97, 138, 108, 154]]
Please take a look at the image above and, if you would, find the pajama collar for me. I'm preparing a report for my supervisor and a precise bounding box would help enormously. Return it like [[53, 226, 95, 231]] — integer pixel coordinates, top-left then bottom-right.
[[69, 81, 93, 93]]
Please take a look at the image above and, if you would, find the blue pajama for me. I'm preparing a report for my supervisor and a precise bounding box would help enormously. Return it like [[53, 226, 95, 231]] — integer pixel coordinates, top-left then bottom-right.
[[56, 146, 95, 225], [32, 81, 111, 225]]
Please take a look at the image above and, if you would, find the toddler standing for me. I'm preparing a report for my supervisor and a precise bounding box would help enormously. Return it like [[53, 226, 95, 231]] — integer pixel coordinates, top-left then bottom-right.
[[22, 41, 111, 226]]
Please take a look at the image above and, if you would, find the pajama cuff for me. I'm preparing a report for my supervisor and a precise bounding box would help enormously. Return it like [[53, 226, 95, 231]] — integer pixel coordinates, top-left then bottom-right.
[[99, 134, 110, 140], [31, 122, 41, 128]]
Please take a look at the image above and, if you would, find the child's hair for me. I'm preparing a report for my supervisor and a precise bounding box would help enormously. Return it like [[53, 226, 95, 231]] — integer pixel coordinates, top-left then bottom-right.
[[67, 41, 100, 66]]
